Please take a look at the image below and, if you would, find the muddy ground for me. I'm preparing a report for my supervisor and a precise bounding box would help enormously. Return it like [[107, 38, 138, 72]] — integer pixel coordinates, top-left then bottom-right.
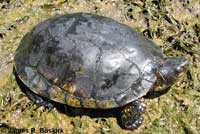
[[0, 0, 199, 134]]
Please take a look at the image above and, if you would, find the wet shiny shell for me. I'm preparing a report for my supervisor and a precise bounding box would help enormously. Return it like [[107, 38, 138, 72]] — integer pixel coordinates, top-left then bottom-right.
[[14, 13, 164, 109]]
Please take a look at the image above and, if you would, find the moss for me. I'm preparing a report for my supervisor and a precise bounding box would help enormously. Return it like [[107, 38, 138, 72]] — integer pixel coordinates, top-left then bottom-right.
[[0, 0, 199, 133]]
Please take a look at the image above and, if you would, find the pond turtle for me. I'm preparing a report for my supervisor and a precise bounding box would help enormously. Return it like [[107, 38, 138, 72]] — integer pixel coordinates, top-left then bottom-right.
[[14, 13, 189, 130]]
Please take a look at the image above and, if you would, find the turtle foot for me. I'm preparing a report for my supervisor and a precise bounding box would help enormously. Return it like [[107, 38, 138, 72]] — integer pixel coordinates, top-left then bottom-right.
[[120, 100, 146, 130], [25, 89, 54, 111]]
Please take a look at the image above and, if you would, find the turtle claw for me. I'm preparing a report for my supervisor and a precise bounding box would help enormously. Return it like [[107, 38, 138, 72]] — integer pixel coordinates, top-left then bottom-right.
[[45, 103, 54, 111], [34, 99, 54, 112], [120, 100, 146, 130]]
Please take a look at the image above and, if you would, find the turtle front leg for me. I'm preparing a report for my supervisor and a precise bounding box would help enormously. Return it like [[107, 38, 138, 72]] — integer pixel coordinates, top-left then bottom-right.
[[120, 99, 146, 130]]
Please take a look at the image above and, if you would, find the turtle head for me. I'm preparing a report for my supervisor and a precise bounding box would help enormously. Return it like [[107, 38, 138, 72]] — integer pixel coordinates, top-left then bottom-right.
[[156, 57, 189, 89]]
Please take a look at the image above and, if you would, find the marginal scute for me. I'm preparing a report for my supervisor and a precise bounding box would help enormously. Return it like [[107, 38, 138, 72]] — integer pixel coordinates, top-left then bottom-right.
[[65, 95, 81, 107], [96, 99, 118, 108], [82, 98, 97, 108], [48, 85, 66, 103]]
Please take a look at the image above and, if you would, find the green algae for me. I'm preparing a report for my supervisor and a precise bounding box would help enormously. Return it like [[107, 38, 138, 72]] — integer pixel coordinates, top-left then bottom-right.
[[0, 0, 199, 133]]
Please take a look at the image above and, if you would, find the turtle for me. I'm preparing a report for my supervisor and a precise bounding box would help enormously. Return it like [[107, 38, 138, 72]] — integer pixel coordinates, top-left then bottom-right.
[[14, 13, 189, 130]]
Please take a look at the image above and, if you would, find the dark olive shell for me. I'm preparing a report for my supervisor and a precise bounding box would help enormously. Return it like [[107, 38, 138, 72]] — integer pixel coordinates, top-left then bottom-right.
[[14, 13, 164, 109]]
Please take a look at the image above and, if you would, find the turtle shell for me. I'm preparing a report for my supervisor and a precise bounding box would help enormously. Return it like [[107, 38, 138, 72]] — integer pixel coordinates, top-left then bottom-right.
[[14, 13, 164, 109]]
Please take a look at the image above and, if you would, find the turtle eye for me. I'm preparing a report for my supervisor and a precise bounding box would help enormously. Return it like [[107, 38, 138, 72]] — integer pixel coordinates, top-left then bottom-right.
[[176, 59, 189, 73], [176, 66, 183, 73]]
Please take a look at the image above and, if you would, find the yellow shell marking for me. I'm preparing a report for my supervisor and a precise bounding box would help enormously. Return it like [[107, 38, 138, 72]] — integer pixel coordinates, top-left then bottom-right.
[[66, 96, 81, 107], [53, 78, 59, 83], [61, 84, 76, 94], [97, 100, 115, 108], [48, 86, 65, 103], [82, 99, 96, 108]]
